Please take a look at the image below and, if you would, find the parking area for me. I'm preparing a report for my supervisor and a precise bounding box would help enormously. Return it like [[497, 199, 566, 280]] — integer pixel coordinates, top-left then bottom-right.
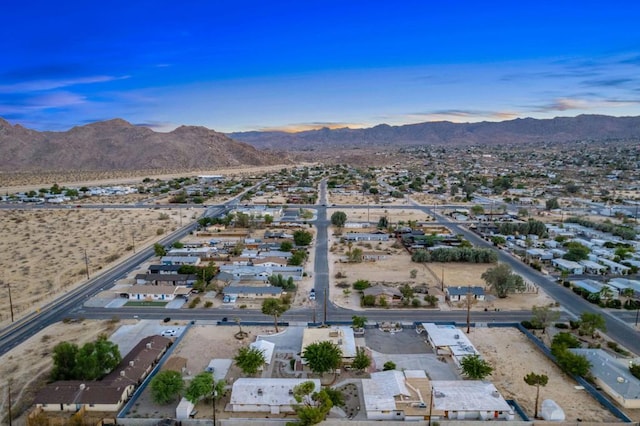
[[364, 327, 433, 354], [109, 320, 187, 356]]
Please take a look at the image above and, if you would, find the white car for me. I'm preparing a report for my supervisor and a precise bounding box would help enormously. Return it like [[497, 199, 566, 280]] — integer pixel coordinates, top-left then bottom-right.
[[161, 329, 177, 337]]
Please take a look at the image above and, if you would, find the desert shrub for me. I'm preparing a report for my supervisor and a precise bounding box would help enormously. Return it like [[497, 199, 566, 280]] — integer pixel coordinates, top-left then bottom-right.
[[411, 298, 421, 307], [353, 279, 370, 291], [188, 297, 201, 308], [362, 295, 376, 307], [156, 228, 165, 235], [204, 301, 213, 308], [606, 299, 622, 309], [569, 320, 580, 330], [554, 322, 569, 329], [520, 320, 534, 329]]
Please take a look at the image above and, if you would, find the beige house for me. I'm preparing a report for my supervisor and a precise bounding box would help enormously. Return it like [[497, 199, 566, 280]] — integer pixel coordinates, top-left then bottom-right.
[[33, 335, 171, 414], [300, 327, 357, 366], [363, 285, 403, 306]]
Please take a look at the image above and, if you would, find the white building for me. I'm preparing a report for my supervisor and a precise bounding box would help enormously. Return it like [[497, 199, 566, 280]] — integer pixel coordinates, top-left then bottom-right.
[[230, 378, 321, 414], [421, 323, 479, 367]]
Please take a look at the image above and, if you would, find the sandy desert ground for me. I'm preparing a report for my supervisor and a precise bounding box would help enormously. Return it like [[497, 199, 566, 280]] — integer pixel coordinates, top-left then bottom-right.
[[327, 224, 555, 311], [327, 207, 434, 225], [0, 164, 297, 194], [468, 327, 628, 423], [0, 208, 184, 326]]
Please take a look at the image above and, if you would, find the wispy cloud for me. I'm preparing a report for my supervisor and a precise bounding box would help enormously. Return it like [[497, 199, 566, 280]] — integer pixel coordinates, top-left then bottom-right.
[[581, 78, 634, 87], [0, 75, 129, 94], [256, 121, 367, 132], [530, 97, 640, 113]]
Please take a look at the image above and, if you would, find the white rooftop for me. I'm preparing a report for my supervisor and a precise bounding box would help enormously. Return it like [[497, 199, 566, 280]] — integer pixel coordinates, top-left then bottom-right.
[[230, 378, 321, 407], [251, 339, 276, 365], [431, 381, 513, 412], [363, 370, 411, 412]]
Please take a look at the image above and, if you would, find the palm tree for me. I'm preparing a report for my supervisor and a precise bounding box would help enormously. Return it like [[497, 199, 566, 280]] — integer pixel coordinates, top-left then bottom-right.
[[599, 286, 614, 305], [524, 372, 548, 418]]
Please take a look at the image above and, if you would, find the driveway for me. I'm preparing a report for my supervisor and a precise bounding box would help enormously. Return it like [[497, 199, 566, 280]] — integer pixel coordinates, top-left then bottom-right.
[[109, 320, 186, 356], [364, 328, 433, 354], [257, 326, 305, 353]]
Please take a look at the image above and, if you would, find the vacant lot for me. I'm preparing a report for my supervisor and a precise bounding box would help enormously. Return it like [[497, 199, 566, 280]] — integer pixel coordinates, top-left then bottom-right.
[[0, 208, 179, 326], [468, 327, 620, 422]]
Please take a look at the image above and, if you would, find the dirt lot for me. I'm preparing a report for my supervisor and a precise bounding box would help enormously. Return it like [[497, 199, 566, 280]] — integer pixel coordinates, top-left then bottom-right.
[[468, 327, 627, 422], [0, 208, 181, 326], [327, 227, 555, 311]]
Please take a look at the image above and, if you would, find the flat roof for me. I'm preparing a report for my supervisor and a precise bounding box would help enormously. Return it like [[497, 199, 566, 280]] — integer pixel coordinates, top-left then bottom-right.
[[431, 381, 513, 412], [301, 327, 357, 359], [572, 349, 640, 400]]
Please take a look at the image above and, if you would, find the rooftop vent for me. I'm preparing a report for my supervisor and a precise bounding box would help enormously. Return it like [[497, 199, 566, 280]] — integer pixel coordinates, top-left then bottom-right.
[[257, 389, 263, 395], [146, 343, 152, 349], [129, 360, 135, 367]]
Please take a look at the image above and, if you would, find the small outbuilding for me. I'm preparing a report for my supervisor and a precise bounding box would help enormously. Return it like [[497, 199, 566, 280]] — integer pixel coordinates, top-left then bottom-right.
[[540, 399, 565, 421]]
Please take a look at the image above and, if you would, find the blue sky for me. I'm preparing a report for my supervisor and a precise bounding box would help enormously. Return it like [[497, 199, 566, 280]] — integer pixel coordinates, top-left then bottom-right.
[[2, 1, 640, 132]]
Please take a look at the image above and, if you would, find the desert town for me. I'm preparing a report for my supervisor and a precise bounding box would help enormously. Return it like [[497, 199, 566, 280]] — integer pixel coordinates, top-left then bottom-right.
[[0, 156, 639, 426]]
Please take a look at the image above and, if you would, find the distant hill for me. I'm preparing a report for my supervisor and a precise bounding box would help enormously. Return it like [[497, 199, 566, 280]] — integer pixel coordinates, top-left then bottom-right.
[[229, 114, 640, 150], [0, 118, 283, 172]]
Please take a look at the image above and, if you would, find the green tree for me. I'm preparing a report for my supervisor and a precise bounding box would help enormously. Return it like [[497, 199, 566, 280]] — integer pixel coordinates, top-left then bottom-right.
[[471, 205, 485, 216], [481, 263, 525, 298], [290, 381, 333, 426], [288, 250, 307, 266], [531, 305, 561, 333], [51, 335, 121, 381], [546, 198, 560, 210], [150, 370, 185, 405], [185, 372, 213, 404], [555, 350, 591, 376], [262, 297, 289, 332], [550, 332, 582, 356], [294, 230, 313, 246], [460, 354, 493, 380], [153, 243, 167, 257], [51, 342, 79, 380], [377, 216, 389, 229], [331, 211, 347, 228], [578, 312, 606, 337], [491, 236, 506, 246], [351, 315, 367, 330], [563, 242, 590, 261], [383, 361, 396, 371], [524, 372, 548, 418], [280, 240, 294, 252], [302, 341, 343, 376], [76, 335, 121, 380], [353, 279, 370, 291], [234, 346, 266, 376], [351, 348, 371, 373], [347, 247, 363, 263]]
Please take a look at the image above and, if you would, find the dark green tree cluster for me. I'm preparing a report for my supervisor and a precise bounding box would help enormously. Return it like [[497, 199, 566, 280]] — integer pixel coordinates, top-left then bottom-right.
[[565, 217, 636, 240], [268, 274, 296, 291], [198, 214, 234, 228], [150, 370, 184, 404], [497, 219, 548, 238], [293, 230, 313, 246], [288, 250, 308, 266], [562, 242, 590, 261], [302, 341, 343, 376], [411, 247, 498, 263], [51, 335, 121, 381], [330, 211, 347, 228], [550, 332, 591, 377]]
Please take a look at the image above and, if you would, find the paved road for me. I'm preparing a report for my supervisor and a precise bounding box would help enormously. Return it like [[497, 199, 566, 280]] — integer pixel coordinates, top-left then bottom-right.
[[1, 185, 638, 358]]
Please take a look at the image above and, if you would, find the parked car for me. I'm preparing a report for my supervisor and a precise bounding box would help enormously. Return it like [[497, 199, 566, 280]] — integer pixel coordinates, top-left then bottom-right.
[[161, 329, 177, 337]]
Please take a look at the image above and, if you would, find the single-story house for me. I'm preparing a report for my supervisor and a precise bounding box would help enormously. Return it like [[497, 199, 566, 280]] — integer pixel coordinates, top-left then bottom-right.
[[362, 370, 514, 421], [362, 251, 388, 261], [160, 256, 201, 266], [222, 286, 282, 299], [342, 232, 390, 242], [34, 336, 171, 413], [551, 258, 584, 275], [125, 285, 191, 301], [148, 264, 182, 274], [230, 378, 321, 414], [420, 323, 479, 367], [571, 349, 640, 408], [362, 285, 403, 306], [134, 273, 197, 286], [598, 258, 631, 275], [167, 247, 217, 258], [445, 286, 485, 302], [579, 260, 608, 275]]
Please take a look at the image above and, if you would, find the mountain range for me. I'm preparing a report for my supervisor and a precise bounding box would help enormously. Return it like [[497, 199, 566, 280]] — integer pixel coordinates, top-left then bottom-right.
[[0, 118, 282, 172], [1, 114, 640, 172], [229, 114, 640, 150]]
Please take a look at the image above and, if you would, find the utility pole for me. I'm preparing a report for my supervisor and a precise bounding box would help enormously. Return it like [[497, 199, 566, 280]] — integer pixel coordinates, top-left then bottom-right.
[[7, 379, 12, 426], [7, 283, 14, 323], [466, 287, 472, 334], [131, 230, 136, 253], [84, 248, 90, 280], [323, 288, 327, 325], [441, 265, 445, 291]]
